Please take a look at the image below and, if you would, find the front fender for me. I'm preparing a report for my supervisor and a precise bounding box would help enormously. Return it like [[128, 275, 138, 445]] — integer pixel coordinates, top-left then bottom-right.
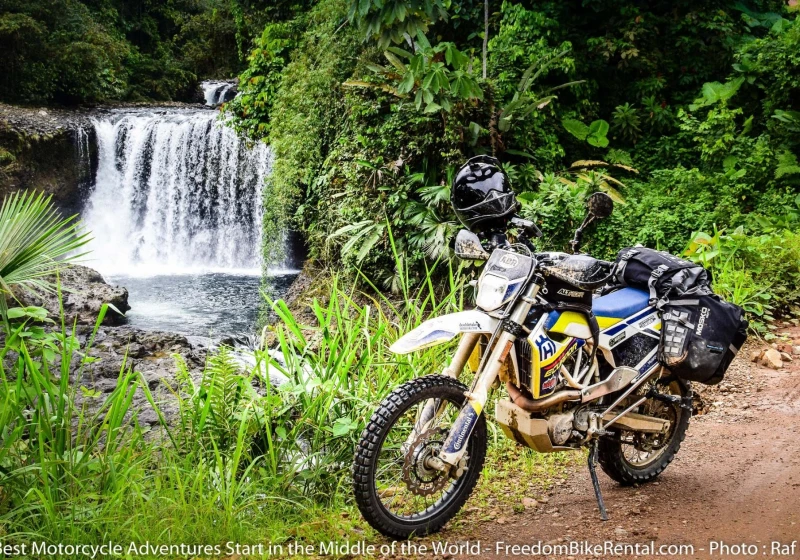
[[389, 310, 499, 355]]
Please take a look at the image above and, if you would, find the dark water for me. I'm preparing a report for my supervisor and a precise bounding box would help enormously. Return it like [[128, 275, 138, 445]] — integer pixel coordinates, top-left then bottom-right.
[[110, 272, 297, 337]]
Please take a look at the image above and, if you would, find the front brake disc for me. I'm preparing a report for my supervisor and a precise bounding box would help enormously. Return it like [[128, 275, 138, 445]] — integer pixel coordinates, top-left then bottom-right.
[[402, 427, 452, 497]]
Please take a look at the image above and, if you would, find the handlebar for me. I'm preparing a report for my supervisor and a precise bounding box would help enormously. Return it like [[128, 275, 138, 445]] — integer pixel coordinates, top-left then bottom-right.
[[538, 265, 615, 291]]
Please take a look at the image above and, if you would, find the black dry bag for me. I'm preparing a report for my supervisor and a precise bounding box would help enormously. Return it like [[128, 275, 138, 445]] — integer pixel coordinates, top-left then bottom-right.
[[659, 294, 748, 385], [610, 246, 747, 385]]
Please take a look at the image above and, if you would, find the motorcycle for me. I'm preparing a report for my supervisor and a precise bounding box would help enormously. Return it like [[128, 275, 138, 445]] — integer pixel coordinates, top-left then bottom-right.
[[353, 191, 692, 538]]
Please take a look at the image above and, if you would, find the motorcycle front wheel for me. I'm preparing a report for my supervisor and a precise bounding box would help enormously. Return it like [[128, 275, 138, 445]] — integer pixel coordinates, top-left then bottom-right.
[[352, 375, 486, 538]]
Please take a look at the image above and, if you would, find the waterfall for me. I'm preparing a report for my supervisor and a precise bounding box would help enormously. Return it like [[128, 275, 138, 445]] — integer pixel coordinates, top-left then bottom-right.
[[82, 108, 270, 276], [202, 81, 236, 106], [74, 126, 91, 167]]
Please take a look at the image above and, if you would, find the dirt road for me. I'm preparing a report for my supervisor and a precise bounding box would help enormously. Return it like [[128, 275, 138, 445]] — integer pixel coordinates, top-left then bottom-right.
[[444, 330, 800, 559]]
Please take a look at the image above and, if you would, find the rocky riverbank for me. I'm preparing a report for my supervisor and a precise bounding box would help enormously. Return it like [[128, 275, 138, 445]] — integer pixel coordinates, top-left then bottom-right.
[[4, 264, 208, 429], [4, 262, 320, 429]]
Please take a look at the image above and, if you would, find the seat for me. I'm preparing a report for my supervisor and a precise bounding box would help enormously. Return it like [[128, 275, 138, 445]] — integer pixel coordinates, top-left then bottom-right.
[[593, 287, 650, 319]]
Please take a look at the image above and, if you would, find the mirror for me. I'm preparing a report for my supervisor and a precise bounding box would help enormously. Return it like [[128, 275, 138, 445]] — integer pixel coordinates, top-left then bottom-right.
[[570, 192, 614, 253], [587, 192, 614, 219], [454, 229, 490, 260]]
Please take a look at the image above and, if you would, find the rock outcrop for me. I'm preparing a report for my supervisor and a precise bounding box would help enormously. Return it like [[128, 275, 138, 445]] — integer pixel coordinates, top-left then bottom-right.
[[0, 104, 96, 215], [70, 323, 207, 427], [15, 265, 131, 326]]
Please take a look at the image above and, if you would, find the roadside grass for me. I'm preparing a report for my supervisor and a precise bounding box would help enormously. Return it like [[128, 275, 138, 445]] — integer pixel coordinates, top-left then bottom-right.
[[0, 255, 573, 557]]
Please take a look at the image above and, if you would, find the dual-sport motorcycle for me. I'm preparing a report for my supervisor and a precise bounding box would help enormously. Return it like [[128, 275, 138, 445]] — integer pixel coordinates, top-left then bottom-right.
[[352, 156, 701, 538]]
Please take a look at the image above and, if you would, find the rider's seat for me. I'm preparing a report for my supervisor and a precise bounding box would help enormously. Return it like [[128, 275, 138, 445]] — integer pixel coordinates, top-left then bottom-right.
[[593, 287, 651, 327], [545, 287, 653, 336]]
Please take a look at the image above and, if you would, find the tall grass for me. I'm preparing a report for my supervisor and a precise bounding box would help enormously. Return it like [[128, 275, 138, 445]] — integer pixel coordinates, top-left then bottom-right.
[[257, 260, 469, 498], [0, 256, 471, 550]]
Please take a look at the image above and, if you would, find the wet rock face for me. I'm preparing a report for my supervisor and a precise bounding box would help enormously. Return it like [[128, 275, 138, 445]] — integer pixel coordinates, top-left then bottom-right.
[[72, 324, 207, 427], [0, 104, 96, 214], [17, 265, 131, 326]]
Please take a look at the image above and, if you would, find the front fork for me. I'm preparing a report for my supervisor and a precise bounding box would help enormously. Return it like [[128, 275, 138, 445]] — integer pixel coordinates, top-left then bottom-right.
[[409, 332, 481, 440], [430, 280, 541, 475]]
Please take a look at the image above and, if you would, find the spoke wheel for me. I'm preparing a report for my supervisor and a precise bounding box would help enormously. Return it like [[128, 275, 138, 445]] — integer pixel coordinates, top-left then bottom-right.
[[353, 375, 486, 538], [598, 377, 691, 485]]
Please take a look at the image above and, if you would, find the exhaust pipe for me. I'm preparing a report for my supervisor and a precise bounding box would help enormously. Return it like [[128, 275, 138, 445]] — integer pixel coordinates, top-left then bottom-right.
[[506, 382, 581, 412]]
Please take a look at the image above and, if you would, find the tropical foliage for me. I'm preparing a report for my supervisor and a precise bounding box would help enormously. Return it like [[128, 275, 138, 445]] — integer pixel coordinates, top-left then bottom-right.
[[0, 246, 484, 547], [223, 0, 799, 316], [0, 0, 299, 103], [0, 191, 90, 331]]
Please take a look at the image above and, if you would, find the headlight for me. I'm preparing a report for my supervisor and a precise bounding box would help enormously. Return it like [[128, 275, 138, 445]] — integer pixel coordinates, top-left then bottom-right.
[[476, 273, 510, 311]]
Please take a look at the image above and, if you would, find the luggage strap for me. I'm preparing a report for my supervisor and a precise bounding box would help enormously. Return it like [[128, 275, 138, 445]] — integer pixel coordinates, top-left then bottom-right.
[[648, 264, 670, 308], [661, 299, 700, 330], [615, 249, 639, 287]]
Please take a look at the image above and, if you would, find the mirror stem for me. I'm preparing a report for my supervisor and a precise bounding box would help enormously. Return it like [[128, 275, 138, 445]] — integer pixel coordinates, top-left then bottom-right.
[[570, 215, 595, 254]]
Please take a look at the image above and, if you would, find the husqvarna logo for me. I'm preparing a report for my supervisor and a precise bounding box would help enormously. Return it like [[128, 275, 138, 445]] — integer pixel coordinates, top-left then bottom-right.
[[535, 334, 557, 361], [696, 307, 710, 335]]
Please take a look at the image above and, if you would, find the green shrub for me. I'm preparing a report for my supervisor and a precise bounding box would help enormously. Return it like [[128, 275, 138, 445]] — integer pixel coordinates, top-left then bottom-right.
[[684, 225, 800, 335], [0, 249, 472, 544]]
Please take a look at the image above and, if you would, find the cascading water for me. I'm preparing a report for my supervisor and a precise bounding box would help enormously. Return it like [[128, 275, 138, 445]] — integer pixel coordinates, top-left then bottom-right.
[[201, 81, 236, 106], [84, 108, 268, 275], [81, 107, 295, 337]]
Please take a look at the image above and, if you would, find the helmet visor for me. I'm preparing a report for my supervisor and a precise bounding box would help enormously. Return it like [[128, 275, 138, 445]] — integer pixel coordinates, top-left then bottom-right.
[[458, 191, 516, 220]]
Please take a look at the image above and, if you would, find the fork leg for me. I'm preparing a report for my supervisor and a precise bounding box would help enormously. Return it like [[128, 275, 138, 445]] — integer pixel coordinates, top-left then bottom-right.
[[588, 439, 608, 521]]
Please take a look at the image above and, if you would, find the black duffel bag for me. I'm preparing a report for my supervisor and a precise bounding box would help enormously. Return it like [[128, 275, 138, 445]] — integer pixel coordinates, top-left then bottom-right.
[[611, 246, 712, 304], [659, 294, 748, 385], [609, 246, 747, 385]]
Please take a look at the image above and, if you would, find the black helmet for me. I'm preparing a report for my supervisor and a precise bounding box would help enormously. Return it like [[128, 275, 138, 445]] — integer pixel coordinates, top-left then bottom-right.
[[451, 155, 517, 232]]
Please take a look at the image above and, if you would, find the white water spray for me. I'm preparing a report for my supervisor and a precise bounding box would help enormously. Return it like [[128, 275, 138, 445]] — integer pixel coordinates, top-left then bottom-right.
[[82, 108, 270, 276]]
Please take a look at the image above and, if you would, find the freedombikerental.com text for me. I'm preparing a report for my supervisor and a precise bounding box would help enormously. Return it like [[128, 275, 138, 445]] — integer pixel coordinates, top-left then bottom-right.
[[0, 539, 796, 557]]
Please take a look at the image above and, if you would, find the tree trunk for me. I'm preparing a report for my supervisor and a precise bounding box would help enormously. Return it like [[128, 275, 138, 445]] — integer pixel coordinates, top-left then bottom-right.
[[482, 0, 488, 79]]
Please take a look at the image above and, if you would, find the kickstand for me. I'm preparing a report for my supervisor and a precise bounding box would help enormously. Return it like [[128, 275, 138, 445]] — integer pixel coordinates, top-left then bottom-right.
[[588, 440, 608, 521]]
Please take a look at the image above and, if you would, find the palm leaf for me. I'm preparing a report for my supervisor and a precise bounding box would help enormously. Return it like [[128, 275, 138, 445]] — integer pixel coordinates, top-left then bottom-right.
[[569, 160, 610, 169], [597, 181, 626, 204], [0, 191, 91, 308], [610, 163, 639, 174]]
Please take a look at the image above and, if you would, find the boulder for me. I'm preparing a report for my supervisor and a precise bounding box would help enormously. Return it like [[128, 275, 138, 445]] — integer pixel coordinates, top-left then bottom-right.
[[793, 345, 800, 356], [761, 349, 784, 370], [17, 264, 130, 325]]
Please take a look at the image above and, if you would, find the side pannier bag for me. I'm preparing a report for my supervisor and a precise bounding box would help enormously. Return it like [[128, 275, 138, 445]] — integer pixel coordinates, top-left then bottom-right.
[[612, 247, 711, 302], [659, 294, 748, 385]]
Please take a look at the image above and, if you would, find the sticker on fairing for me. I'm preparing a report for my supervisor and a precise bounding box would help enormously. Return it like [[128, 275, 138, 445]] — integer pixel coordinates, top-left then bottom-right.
[[445, 404, 481, 453], [638, 315, 657, 329], [609, 331, 627, 347]]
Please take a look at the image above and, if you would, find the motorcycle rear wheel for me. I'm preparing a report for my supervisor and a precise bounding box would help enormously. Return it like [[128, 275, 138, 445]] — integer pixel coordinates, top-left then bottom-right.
[[352, 375, 486, 538], [598, 378, 691, 486]]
